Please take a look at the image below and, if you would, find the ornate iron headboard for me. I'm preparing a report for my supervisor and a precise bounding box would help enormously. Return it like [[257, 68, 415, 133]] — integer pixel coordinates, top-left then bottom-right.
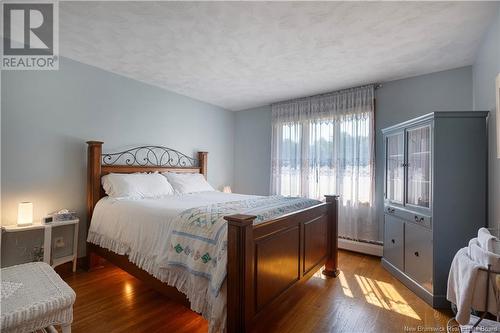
[[102, 145, 199, 168], [86, 141, 208, 231]]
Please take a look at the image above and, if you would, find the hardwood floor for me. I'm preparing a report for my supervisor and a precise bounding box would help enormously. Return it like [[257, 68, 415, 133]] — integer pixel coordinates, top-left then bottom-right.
[[60, 250, 452, 333]]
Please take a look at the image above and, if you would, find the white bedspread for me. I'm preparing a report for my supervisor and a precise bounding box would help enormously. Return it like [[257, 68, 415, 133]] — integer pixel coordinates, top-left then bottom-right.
[[88, 192, 257, 332], [89, 192, 256, 263]]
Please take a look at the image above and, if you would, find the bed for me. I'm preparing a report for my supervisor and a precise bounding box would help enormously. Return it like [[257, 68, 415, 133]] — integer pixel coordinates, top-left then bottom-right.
[[85, 141, 339, 333]]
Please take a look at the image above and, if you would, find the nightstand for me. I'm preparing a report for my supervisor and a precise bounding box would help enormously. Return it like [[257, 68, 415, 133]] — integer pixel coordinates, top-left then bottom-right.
[[1, 219, 79, 271], [1, 224, 51, 267], [46, 219, 79, 272]]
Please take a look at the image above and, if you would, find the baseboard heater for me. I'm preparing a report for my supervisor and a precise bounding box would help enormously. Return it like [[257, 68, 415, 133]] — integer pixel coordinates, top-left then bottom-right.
[[338, 236, 383, 257]]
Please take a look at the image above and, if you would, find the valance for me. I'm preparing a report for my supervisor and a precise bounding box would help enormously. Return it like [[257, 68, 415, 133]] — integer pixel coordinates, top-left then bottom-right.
[[271, 85, 374, 123]]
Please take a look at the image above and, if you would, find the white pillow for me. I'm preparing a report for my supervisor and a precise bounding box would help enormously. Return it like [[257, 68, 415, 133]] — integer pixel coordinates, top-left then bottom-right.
[[102, 172, 175, 199], [163, 172, 215, 194]]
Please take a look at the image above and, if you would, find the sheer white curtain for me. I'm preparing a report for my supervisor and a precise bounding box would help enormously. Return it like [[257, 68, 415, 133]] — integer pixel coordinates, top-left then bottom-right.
[[271, 85, 377, 243]]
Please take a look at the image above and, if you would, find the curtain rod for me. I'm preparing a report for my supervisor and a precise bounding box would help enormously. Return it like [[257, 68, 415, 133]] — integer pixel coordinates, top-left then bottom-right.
[[271, 82, 382, 106]]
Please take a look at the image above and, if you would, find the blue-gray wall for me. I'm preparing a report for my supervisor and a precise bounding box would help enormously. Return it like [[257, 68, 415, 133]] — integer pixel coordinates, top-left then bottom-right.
[[1, 57, 235, 254], [473, 6, 500, 229], [233, 106, 272, 196], [375, 67, 473, 240], [234, 66, 474, 241]]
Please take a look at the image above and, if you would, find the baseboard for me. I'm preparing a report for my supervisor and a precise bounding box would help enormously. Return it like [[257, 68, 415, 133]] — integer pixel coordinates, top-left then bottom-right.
[[338, 238, 383, 257]]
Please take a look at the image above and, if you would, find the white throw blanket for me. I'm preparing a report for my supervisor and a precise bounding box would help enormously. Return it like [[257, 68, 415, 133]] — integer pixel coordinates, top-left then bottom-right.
[[447, 231, 500, 325]]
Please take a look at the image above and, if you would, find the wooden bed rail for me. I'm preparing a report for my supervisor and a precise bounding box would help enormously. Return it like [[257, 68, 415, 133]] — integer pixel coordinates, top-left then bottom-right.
[[225, 195, 339, 332]]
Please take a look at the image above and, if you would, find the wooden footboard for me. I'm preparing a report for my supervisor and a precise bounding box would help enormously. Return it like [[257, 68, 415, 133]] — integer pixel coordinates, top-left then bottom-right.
[[225, 195, 339, 333]]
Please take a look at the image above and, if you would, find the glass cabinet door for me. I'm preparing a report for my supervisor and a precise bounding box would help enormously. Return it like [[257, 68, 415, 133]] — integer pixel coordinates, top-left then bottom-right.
[[406, 125, 431, 209], [386, 132, 404, 204]]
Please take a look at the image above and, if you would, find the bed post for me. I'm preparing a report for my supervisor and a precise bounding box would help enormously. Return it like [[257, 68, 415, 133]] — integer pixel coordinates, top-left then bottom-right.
[[323, 195, 340, 277], [224, 214, 257, 333], [198, 151, 208, 179], [85, 141, 103, 270]]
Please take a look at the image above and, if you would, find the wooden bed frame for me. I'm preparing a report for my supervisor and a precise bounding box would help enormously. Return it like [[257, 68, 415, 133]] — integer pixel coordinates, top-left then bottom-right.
[[86, 141, 339, 333]]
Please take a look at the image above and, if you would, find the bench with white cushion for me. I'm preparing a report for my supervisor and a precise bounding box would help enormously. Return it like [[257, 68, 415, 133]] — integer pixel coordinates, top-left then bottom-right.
[[1, 262, 76, 333]]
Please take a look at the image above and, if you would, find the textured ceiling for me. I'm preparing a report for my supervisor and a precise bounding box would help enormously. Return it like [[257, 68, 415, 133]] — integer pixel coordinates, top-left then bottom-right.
[[60, 2, 499, 111]]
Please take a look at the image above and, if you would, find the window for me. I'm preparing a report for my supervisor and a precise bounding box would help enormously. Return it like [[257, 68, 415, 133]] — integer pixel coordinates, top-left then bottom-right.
[[271, 85, 376, 242], [273, 117, 372, 204]]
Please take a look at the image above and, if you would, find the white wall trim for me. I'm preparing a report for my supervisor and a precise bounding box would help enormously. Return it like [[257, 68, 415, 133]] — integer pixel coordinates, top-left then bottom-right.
[[338, 238, 383, 257]]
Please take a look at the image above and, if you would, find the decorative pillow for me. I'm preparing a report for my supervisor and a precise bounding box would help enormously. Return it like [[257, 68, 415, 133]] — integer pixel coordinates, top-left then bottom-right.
[[163, 172, 215, 194], [102, 172, 175, 199]]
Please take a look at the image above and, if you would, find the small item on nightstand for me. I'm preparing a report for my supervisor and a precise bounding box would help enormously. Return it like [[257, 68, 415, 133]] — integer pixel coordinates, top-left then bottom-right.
[[44, 209, 77, 223]]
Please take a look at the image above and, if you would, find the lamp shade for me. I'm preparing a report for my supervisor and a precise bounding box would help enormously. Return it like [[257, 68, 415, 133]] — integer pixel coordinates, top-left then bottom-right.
[[222, 186, 232, 193], [17, 202, 33, 226]]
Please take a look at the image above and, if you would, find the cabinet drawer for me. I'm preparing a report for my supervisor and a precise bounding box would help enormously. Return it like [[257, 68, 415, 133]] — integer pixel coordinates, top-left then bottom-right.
[[385, 205, 431, 229], [405, 212, 432, 229], [51, 224, 76, 260], [405, 222, 433, 293], [383, 214, 404, 271]]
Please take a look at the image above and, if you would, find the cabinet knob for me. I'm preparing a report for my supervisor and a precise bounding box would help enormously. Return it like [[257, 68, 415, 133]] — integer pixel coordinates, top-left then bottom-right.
[[414, 215, 425, 223], [414, 251, 419, 257], [391, 239, 395, 244]]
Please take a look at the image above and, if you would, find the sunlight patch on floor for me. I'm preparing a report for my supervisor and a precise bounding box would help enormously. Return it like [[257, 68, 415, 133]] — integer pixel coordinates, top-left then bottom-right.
[[310, 264, 420, 320], [355, 274, 421, 320], [312, 265, 328, 280], [123, 282, 134, 303], [338, 271, 354, 298]]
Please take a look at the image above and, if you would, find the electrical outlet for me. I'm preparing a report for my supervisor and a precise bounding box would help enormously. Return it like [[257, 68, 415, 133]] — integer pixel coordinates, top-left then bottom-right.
[[54, 237, 65, 248]]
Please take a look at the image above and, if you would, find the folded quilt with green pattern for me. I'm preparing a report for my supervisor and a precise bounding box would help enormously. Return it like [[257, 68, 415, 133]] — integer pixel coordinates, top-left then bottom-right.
[[163, 195, 321, 295]]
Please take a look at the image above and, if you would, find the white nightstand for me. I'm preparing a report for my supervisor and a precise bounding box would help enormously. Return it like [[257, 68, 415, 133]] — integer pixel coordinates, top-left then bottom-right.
[[1, 219, 79, 271], [45, 219, 79, 272]]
